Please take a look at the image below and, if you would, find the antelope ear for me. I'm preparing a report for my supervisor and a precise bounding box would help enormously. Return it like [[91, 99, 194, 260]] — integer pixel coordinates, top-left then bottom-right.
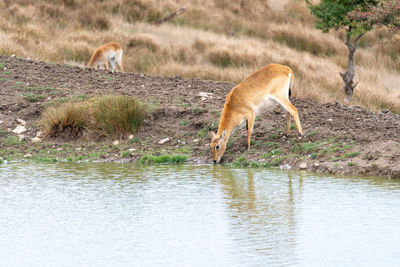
[[209, 130, 216, 139], [221, 130, 226, 141]]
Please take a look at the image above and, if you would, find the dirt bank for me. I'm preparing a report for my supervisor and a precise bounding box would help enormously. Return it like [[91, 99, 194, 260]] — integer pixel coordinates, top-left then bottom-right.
[[1, 56, 399, 178]]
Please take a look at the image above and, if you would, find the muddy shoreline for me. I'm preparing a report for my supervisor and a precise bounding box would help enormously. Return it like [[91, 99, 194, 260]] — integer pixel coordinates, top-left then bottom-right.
[[1, 56, 399, 178]]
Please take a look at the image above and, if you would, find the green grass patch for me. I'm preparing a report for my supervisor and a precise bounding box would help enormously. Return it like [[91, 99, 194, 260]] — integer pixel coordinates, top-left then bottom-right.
[[24, 85, 56, 92], [23, 92, 45, 102], [262, 149, 282, 159], [307, 130, 319, 137], [121, 150, 132, 157], [3, 71, 10, 75], [197, 125, 212, 137], [233, 156, 249, 167], [343, 151, 360, 158], [179, 119, 190, 126], [139, 154, 187, 164], [3, 136, 19, 145], [175, 146, 192, 154], [269, 134, 278, 140], [33, 156, 58, 163], [265, 142, 279, 149], [0, 78, 7, 82], [300, 142, 322, 152]]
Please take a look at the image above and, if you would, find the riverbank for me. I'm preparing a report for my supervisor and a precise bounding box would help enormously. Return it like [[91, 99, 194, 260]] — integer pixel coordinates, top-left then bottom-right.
[[1, 56, 399, 178]]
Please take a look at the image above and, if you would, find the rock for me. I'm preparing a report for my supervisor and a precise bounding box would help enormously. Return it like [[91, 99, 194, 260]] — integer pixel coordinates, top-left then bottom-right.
[[18, 135, 26, 142], [113, 140, 119, 146], [198, 92, 213, 101], [381, 109, 389, 114], [16, 118, 26, 125], [0, 120, 3, 124], [24, 153, 32, 158], [158, 138, 170, 144], [12, 125, 27, 134], [312, 163, 320, 168], [128, 148, 136, 152], [31, 137, 41, 143], [75, 147, 82, 151], [299, 162, 308, 170], [128, 134, 134, 139], [193, 139, 200, 143], [36, 131, 43, 137]]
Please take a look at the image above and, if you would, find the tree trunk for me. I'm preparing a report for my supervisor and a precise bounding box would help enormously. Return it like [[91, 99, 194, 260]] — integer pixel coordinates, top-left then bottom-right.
[[340, 28, 363, 100]]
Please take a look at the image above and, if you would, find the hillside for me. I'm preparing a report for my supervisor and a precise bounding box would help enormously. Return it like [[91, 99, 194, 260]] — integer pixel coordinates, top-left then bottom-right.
[[0, 0, 399, 112], [1, 56, 400, 178]]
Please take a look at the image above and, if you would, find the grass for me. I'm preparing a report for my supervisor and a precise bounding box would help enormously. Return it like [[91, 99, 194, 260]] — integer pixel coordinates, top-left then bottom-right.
[[40, 95, 147, 138], [3, 136, 19, 145], [179, 119, 190, 126], [91, 95, 147, 137], [262, 149, 282, 159], [41, 102, 89, 138], [121, 150, 132, 157], [23, 92, 45, 102], [139, 154, 187, 164]]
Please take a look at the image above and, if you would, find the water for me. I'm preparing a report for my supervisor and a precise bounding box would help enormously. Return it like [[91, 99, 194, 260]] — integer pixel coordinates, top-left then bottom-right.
[[1, 162, 400, 267]]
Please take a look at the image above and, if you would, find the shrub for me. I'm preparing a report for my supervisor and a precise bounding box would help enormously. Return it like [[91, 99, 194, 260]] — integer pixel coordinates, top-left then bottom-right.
[[41, 102, 89, 138], [90, 95, 147, 138], [41, 95, 147, 139]]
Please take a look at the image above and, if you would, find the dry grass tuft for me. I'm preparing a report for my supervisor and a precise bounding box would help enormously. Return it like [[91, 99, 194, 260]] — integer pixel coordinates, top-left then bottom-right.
[[41, 103, 89, 139], [41, 96, 147, 139], [90, 95, 147, 138]]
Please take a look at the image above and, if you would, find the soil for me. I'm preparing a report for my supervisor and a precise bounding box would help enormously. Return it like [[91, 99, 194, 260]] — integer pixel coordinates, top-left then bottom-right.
[[1, 55, 399, 178]]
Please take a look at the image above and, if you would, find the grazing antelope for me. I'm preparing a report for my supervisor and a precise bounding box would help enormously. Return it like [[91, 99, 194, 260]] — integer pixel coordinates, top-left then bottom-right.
[[210, 64, 303, 163], [87, 42, 124, 72]]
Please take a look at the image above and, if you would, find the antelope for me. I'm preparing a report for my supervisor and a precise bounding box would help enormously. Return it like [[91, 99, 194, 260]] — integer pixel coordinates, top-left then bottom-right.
[[87, 42, 124, 72], [209, 64, 303, 163]]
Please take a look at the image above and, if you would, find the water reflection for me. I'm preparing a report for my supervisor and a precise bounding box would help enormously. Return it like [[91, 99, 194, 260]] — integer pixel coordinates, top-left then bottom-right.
[[1, 162, 400, 266], [211, 166, 304, 265]]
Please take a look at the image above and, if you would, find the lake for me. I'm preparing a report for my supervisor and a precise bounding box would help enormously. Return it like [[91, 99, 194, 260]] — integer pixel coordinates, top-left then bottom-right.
[[1, 162, 399, 266]]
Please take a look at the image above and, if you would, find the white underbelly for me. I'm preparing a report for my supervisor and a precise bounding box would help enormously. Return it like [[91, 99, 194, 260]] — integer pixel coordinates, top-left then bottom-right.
[[253, 95, 277, 115]]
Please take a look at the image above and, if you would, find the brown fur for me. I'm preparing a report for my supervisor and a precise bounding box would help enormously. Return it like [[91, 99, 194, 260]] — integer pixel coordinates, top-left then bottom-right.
[[88, 42, 124, 72], [210, 64, 303, 163]]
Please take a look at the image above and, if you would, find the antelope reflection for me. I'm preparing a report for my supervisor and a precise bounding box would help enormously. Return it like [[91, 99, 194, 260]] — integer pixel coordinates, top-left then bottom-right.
[[212, 165, 304, 262]]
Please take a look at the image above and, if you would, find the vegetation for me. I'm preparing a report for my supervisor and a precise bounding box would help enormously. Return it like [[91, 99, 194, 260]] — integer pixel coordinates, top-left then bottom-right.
[[307, 0, 400, 99], [41, 95, 147, 138], [91, 95, 147, 138], [0, 0, 399, 113], [139, 154, 187, 164], [41, 102, 89, 138]]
